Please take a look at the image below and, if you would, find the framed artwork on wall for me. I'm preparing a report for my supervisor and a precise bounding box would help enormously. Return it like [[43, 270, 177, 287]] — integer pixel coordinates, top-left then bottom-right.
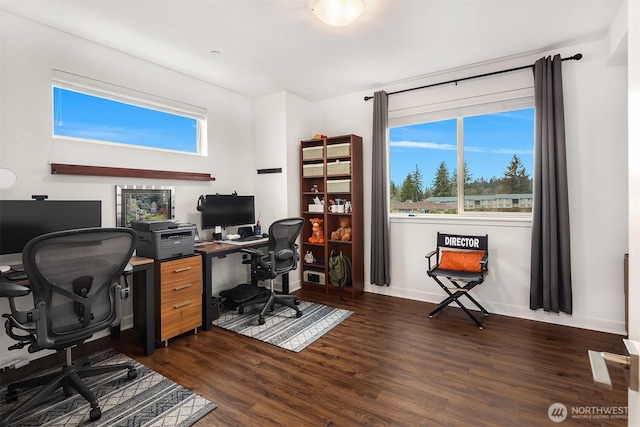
[[116, 185, 175, 227]]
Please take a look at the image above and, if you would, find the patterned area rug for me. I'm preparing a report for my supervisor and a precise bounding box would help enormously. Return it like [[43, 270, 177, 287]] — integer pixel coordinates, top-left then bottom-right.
[[213, 300, 353, 352], [0, 349, 215, 427]]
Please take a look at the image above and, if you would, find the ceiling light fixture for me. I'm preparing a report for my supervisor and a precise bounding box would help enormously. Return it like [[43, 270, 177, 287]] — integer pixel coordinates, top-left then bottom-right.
[[311, 0, 364, 27]]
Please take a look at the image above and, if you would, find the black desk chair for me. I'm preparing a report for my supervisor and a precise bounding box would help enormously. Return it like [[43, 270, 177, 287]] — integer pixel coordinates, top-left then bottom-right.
[[426, 232, 489, 329], [235, 217, 304, 325], [1, 228, 138, 426]]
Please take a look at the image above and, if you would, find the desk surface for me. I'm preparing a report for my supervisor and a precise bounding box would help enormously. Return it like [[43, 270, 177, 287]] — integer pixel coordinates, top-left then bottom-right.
[[194, 240, 268, 256], [130, 255, 155, 267]]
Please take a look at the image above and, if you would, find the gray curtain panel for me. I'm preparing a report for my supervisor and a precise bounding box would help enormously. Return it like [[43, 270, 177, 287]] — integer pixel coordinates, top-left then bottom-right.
[[530, 55, 572, 314], [370, 90, 391, 286]]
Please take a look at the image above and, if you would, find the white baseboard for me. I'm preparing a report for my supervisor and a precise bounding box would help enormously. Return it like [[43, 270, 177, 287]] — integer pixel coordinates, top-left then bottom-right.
[[363, 284, 626, 335]]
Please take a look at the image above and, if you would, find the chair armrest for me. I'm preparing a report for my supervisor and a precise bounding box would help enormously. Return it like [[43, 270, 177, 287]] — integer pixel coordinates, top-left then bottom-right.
[[240, 247, 264, 258], [0, 281, 31, 298], [480, 253, 489, 268], [425, 249, 437, 271]]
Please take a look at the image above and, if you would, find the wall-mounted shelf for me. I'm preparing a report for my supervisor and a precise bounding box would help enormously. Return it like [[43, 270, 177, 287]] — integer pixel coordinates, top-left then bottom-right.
[[50, 163, 215, 181]]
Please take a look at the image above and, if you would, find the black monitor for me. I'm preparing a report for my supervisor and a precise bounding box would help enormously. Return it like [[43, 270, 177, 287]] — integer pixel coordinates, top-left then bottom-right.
[[200, 195, 255, 229], [0, 200, 102, 255]]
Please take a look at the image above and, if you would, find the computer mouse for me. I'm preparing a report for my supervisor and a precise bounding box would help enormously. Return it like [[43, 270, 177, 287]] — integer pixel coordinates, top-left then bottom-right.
[[262, 233, 268, 238]]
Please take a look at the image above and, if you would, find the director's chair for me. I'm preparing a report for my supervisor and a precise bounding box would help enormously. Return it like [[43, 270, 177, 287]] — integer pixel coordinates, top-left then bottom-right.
[[425, 232, 489, 329]]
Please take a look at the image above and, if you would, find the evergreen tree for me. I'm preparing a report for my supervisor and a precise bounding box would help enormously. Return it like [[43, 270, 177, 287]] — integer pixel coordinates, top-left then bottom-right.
[[500, 155, 531, 194], [411, 165, 424, 200], [397, 165, 425, 202], [432, 161, 453, 197], [451, 161, 473, 196], [390, 181, 398, 200]]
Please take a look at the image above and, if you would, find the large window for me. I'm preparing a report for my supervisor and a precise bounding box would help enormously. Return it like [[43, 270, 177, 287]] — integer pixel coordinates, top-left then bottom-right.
[[52, 70, 207, 155], [390, 106, 534, 215]]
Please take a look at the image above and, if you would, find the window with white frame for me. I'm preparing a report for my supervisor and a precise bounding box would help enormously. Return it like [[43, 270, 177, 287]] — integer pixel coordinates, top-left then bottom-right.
[[389, 99, 535, 215], [52, 70, 207, 155]]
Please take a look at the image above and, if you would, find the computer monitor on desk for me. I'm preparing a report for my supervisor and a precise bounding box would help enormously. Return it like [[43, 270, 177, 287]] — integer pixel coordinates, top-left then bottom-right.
[[0, 200, 102, 256], [199, 194, 255, 239]]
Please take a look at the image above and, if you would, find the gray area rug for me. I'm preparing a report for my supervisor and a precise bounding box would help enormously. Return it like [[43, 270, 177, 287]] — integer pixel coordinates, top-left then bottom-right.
[[213, 300, 353, 352], [0, 349, 215, 427]]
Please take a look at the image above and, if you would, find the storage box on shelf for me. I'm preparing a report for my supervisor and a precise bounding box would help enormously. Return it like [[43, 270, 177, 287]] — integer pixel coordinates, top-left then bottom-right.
[[299, 134, 363, 299], [302, 163, 324, 177], [302, 146, 324, 160], [327, 179, 351, 193], [327, 143, 350, 157], [327, 160, 351, 175]]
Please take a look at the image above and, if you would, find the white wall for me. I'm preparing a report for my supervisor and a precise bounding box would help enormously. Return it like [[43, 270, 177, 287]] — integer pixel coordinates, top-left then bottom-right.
[[626, 0, 640, 422], [311, 38, 629, 334], [0, 12, 257, 363]]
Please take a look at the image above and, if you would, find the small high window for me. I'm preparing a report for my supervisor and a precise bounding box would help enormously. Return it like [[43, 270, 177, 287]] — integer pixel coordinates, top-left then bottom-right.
[[52, 70, 207, 155]]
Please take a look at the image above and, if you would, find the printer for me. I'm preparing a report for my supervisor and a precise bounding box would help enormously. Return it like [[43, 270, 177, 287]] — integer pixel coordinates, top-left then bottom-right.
[[131, 220, 195, 260]]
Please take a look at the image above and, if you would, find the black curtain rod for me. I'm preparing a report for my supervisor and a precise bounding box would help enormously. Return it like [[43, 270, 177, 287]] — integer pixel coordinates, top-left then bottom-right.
[[363, 53, 582, 101]]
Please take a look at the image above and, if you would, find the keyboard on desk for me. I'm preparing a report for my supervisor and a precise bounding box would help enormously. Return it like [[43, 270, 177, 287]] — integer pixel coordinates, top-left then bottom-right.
[[3, 271, 27, 281], [224, 236, 268, 245]]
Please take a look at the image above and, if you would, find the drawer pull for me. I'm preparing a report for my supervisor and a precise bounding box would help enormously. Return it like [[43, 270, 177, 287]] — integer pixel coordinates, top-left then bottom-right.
[[173, 266, 192, 273], [174, 301, 192, 309], [173, 284, 192, 291]]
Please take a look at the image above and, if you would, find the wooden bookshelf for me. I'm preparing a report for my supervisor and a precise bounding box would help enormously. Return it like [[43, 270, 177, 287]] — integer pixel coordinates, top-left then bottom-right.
[[299, 135, 363, 299]]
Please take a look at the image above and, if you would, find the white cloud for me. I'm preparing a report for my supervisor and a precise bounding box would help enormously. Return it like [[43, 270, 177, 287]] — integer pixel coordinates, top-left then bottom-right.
[[390, 140, 455, 151], [390, 140, 532, 156]]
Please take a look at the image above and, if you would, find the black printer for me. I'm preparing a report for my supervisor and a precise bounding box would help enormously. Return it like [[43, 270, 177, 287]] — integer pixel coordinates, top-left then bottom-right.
[[131, 220, 195, 260]]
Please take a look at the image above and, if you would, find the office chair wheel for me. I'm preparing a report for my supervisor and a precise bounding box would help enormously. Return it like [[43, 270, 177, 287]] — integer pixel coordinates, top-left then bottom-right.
[[296, 310, 302, 318], [294, 299, 301, 305], [238, 307, 245, 314], [63, 383, 74, 397], [5, 390, 17, 403], [89, 407, 102, 421], [258, 316, 265, 325], [127, 369, 138, 380]]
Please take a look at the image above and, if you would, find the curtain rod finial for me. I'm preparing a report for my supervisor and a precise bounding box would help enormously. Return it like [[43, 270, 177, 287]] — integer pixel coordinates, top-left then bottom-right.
[[573, 53, 583, 60], [364, 95, 373, 101]]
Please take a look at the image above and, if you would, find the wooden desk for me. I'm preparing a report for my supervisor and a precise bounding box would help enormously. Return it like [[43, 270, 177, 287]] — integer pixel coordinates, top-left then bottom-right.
[[196, 240, 289, 330]]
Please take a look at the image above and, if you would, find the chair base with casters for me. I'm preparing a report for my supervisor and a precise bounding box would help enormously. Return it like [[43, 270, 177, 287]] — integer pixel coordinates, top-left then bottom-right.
[[2, 346, 137, 426], [255, 278, 302, 325], [426, 232, 489, 329], [220, 275, 302, 324]]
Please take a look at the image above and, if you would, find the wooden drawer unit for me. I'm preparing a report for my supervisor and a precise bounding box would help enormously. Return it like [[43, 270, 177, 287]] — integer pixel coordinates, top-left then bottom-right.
[[154, 255, 202, 345]]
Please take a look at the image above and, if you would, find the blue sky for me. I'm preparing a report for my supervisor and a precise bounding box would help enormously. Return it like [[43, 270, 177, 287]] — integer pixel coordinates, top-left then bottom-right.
[[53, 87, 198, 153], [389, 108, 535, 187]]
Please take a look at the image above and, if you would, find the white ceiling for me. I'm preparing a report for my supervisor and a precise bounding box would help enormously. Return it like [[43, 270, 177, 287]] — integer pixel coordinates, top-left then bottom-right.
[[0, 0, 622, 101]]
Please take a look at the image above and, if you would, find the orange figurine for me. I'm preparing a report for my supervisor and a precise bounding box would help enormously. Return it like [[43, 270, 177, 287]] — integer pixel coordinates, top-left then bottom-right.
[[308, 218, 325, 244]]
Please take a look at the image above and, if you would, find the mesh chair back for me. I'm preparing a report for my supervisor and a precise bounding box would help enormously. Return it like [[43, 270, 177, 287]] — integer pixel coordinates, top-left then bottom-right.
[[268, 217, 304, 275], [22, 228, 136, 350]]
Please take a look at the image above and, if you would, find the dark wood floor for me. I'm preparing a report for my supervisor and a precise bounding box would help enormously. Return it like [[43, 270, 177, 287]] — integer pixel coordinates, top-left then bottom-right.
[[3, 290, 629, 426]]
